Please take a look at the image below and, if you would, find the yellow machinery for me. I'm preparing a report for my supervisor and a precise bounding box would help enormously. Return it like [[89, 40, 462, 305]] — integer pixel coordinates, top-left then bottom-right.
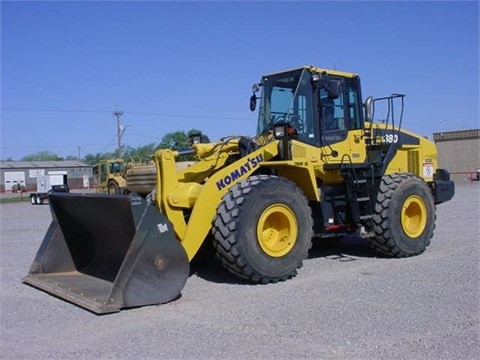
[[124, 161, 195, 196], [93, 159, 127, 194], [23, 66, 455, 313]]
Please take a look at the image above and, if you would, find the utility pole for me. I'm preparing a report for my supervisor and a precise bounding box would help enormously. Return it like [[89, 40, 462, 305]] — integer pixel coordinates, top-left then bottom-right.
[[113, 110, 124, 158]]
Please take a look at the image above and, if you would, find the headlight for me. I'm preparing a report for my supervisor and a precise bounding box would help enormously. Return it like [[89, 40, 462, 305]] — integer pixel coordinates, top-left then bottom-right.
[[274, 124, 287, 138]]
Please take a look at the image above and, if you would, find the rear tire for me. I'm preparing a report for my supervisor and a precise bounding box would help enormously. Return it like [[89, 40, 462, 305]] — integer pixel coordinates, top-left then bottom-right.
[[369, 173, 436, 257], [30, 195, 37, 205], [212, 175, 312, 283]]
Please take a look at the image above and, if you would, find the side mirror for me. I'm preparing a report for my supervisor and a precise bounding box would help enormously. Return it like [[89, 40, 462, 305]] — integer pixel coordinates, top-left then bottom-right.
[[249, 94, 257, 112], [364, 96, 374, 122]]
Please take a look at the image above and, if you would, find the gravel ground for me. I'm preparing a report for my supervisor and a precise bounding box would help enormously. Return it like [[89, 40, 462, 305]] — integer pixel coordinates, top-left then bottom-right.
[[0, 184, 479, 360]]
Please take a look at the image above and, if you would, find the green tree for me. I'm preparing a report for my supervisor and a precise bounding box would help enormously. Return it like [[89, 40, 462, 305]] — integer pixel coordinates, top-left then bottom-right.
[[156, 129, 208, 150], [83, 152, 115, 165], [156, 131, 189, 151], [123, 143, 157, 163], [21, 151, 63, 161], [156, 129, 209, 161], [81, 128, 210, 165]]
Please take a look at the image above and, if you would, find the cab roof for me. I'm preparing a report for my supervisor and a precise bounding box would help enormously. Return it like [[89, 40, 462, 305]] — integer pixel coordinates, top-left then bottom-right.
[[263, 65, 359, 79]]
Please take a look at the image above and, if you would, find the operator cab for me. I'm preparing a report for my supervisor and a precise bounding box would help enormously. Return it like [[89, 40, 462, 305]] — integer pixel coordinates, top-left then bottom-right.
[[251, 67, 364, 146]]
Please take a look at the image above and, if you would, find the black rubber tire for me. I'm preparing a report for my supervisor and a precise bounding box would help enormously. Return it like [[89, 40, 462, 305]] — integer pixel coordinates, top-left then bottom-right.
[[30, 195, 37, 205], [212, 175, 313, 284], [107, 181, 119, 195], [369, 173, 436, 257]]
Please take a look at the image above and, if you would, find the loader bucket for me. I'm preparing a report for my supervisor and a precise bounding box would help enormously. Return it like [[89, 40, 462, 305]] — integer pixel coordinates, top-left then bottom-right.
[[22, 192, 189, 314]]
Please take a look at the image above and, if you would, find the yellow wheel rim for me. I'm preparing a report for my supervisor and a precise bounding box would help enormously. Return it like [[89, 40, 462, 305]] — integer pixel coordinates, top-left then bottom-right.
[[401, 195, 427, 238], [257, 204, 297, 257]]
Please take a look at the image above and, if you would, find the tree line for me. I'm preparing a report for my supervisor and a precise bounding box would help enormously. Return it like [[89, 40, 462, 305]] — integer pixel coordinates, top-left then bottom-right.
[[8, 129, 205, 165]]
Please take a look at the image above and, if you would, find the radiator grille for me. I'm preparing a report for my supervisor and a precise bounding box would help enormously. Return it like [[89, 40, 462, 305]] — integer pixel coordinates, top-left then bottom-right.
[[292, 143, 307, 158]]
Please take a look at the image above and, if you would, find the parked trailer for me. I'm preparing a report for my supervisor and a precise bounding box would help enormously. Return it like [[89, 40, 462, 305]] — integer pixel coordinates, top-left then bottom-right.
[[30, 174, 69, 205]]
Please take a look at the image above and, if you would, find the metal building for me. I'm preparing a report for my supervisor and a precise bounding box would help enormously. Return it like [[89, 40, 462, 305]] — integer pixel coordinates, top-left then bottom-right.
[[433, 129, 480, 182], [0, 160, 92, 192]]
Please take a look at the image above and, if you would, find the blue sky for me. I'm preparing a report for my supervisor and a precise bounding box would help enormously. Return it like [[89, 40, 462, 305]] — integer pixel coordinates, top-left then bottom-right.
[[1, 0, 479, 160]]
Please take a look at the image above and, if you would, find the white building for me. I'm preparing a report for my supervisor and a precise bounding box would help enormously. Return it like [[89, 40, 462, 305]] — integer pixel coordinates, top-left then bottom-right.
[[0, 160, 92, 192]]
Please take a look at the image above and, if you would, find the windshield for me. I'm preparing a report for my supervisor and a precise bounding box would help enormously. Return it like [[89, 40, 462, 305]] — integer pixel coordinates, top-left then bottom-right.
[[109, 162, 125, 174], [256, 68, 314, 138]]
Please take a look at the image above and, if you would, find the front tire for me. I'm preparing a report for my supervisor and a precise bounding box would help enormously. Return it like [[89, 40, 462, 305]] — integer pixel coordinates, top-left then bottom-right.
[[369, 173, 436, 257], [107, 181, 119, 194], [212, 175, 313, 283]]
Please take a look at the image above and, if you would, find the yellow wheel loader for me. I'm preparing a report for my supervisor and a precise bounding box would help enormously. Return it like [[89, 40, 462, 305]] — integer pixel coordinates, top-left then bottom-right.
[[92, 159, 127, 194], [23, 66, 455, 313]]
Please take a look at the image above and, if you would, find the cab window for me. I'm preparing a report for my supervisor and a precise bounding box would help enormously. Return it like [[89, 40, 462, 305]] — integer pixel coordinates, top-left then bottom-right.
[[319, 77, 362, 132]]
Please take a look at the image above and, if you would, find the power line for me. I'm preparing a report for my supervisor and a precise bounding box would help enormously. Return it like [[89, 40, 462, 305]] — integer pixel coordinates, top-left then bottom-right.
[[1, 144, 107, 149], [128, 131, 163, 141], [101, 134, 120, 154], [1, 107, 251, 121], [1, 107, 110, 114], [127, 110, 249, 121]]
